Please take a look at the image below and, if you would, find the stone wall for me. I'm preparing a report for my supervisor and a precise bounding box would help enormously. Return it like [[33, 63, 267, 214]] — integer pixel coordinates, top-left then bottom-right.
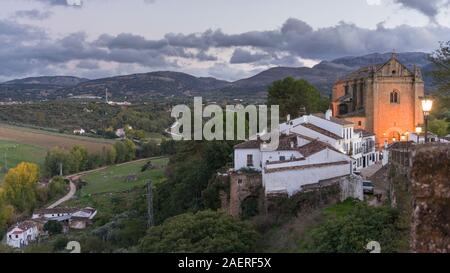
[[266, 175, 363, 216], [228, 172, 262, 218], [410, 144, 450, 253]]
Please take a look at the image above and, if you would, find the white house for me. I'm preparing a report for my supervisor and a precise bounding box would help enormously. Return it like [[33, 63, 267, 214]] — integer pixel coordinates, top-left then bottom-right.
[[280, 110, 379, 170], [408, 132, 449, 144], [233, 110, 380, 196], [73, 128, 86, 135], [234, 132, 353, 196], [115, 128, 126, 138], [71, 207, 97, 220], [31, 207, 97, 229], [6, 221, 40, 248], [32, 208, 78, 221]]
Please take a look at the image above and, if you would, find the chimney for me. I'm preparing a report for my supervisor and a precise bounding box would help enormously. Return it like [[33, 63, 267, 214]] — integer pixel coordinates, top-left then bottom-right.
[[325, 109, 332, 120]]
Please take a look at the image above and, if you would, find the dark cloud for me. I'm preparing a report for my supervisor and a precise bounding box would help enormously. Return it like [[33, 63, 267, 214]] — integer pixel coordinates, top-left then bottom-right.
[[35, 0, 83, 7], [76, 60, 99, 69], [15, 9, 53, 20], [0, 17, 449, 80], [394, 0, 449, 19], [230, 48, 271, 64]]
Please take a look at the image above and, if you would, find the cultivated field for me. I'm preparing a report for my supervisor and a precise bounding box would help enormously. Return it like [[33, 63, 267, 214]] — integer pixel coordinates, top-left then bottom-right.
[[0, 139, 47, 180], [0, 123, 114, 153], [80, 157, 169, 195]]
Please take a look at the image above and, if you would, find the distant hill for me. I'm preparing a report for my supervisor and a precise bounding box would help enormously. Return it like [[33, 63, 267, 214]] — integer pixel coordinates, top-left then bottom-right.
[[0, 52, 435, 102], [229, 52, 434, 97], [61, 71, 229, 100], [3, 76, 89, 86]]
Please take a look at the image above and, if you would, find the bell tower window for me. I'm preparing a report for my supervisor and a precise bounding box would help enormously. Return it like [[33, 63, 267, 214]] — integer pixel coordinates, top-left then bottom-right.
[[390, 90, 400, 104]]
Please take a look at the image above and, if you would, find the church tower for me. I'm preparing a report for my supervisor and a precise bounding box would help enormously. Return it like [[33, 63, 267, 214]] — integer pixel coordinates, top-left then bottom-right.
[[331, 54, 425, 147]]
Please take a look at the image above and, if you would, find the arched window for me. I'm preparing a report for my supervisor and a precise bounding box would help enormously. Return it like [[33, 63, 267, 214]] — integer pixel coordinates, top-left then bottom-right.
[[390, 90, 400, 104]]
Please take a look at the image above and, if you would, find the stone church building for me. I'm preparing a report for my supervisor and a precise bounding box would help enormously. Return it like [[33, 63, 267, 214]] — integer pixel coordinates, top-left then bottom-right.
[[331, 53, 425, 147]]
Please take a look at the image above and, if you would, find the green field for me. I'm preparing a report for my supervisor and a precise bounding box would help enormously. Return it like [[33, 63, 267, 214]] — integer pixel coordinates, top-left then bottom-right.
[[0, 140, 47, 181], [80, 157, 169, 195]]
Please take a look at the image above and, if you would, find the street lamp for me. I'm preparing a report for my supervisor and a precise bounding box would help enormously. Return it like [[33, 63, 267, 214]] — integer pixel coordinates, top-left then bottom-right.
[[420, 97, 433, 143], [415, 126, 422, 143]]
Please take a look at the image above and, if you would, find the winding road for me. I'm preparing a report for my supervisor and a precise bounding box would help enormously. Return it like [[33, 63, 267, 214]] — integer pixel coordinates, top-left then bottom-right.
[[46, 157, 157, 209]]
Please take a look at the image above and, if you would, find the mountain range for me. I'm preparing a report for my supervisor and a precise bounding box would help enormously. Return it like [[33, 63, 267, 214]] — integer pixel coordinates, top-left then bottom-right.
[[0, 52, 435, 103]]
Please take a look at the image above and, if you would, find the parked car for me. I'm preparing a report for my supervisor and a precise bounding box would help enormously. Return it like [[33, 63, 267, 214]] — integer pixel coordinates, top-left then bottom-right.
[[363, 181, 374, 194]]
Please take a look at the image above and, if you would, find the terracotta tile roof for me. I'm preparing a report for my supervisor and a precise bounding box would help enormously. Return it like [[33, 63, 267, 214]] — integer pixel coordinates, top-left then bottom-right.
[[312, 113, 354, 126], [7, 220, 38, 233], [299, 123, 343, 140], [265, 161, 349, 174], [234, 139, 261, 149], [296, 140, 333, 157], [33, 207, 79, 215]]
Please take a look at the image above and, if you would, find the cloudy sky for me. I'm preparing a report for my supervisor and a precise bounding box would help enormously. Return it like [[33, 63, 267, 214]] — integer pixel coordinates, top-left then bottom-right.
[[1, 0, 450, 82]]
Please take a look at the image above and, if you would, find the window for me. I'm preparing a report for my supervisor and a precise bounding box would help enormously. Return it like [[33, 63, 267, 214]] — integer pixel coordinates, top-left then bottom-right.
[[279, 156, 286, 161], [238, 179, 243, 185], [390, 91, 400, 104], [246, 154, 253, 167], [358, 121, 362, 126]]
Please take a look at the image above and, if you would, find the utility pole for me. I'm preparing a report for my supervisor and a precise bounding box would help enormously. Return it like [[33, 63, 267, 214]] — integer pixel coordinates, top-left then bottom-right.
[[146, 180, 154, 228], [59, 162, 63, 177]]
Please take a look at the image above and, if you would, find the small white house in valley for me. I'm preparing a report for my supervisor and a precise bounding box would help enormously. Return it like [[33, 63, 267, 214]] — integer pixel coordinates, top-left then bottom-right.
[[73, 128, 86, 135], [6, 221, 40, 248], [115, 128, 126, 138], [32, 208, 78, 220]]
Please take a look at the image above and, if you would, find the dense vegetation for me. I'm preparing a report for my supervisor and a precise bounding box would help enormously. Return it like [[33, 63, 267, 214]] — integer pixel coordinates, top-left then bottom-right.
[[153, 140, 235, 224], [429, 41, 450, 136], [268, 77, 330, 120], [0, 101, 172, 138], [139, 210, 259, 253], [303, 200, 409, 253], [0, 163, 69, 238]]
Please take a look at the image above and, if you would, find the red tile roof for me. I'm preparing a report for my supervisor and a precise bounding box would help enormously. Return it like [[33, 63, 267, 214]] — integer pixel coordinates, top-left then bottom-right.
[[299, 123, 343, 140]]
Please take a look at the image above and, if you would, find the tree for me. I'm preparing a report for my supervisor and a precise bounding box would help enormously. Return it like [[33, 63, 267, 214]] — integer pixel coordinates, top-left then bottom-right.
[[140, 141, 160, 158], [44, 220, 63, 235], [105, 147, 117, 165], [0, 188, 14, 238], [48, 176, 67, 200], [113, 141, 127, 163], [430, 41, 450, 96], [2, 162, 40, 213], [430, 42, 450, 127], [44, 147, 76, 176], [138, 210, 259, 253], [70, 145, 88, 172], [428, 118, 449, 137], [123, 139, 136, 161], [305, 202, 407, 253], [153, 141, 233, 223], [268, 77, 329, 119]]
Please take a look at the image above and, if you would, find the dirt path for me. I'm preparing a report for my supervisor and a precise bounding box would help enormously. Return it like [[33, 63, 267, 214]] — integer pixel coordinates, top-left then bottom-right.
[[45, 157, 156, 208]]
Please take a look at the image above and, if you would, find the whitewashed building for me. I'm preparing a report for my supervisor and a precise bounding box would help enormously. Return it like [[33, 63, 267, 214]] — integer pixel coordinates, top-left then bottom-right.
[[73, 128, 86, 135], [234, 110, 380, 196], [6, 221, 40, 248], [280, 110, 379, 170]]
